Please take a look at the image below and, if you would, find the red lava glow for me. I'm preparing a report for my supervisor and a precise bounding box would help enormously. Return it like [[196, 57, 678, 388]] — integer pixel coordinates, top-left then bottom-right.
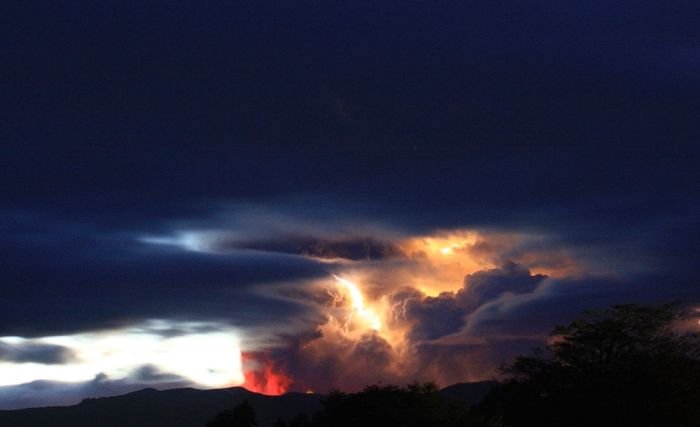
[[241, 352, 291, 395]]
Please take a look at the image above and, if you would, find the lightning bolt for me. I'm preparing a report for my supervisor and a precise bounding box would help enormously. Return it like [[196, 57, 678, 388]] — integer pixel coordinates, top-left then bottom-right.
[[332, 274, 382, 332]]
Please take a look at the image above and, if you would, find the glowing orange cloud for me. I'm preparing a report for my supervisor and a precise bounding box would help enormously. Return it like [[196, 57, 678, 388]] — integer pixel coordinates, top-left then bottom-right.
[[241, 352, 291, 395], [351, 231, 500, 297], [321, 275, 409, 358], [331, 274, 382, 331], [384, 230, 575, 295], [243, 229, 589, 391]]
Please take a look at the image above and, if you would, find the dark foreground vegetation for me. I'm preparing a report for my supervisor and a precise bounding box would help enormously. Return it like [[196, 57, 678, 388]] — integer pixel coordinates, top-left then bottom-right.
[[0, 387, 324, 427], [208, 383, 480, 427], [476, 303, 700, 427], [208, 304, 700, 427]]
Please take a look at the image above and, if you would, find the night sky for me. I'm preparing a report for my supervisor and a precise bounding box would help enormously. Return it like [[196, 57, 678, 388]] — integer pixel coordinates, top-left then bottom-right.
[[1, 1, 699, 409]]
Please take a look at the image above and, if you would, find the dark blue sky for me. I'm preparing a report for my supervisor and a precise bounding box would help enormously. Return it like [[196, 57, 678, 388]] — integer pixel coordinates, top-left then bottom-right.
[[1, 1, 698, 408]]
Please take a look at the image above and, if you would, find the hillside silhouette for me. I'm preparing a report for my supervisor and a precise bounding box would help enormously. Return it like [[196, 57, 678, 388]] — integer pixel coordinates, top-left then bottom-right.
[[0, 387, 321, 427], [0, 382, 495, 427]]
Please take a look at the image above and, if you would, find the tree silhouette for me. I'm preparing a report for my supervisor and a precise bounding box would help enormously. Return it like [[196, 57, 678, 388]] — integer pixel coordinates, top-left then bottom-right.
[[313, 382, 475, 427], [288, 412, 311, 427], [476, 303, 700, 427], [206, 399, 258, 427]]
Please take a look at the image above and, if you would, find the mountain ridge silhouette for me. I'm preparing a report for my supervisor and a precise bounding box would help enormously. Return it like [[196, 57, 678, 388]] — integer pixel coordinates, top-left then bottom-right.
[[0, 382, 497, 427]]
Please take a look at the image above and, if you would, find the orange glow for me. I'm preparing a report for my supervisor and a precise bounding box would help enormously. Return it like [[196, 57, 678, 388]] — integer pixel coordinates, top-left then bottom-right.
[[332, 275, 382, 331], [322, 275, 407, 352], [394, 231, 496, 296], [272, 229, 583, 390], [241, 352, 291, 395], [399, 231, 479, 257], [439, 244, 459, 255]]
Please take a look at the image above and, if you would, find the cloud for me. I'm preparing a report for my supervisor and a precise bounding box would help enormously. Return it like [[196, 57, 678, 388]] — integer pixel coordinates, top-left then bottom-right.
[[383, 262, 548, 345], [399, 291, 466, 341], [3, 199, 698, 402], [462, 273, 697, 339], [269, 330, 403, 393], [0, 320, 244, 392], [0, 212, 329, 338], [242, 261, 555, 391], [217, 235, 405, 261], [455, 262, 548, 311], [128, 364, 189, 384], [0, 342, 76, 365]]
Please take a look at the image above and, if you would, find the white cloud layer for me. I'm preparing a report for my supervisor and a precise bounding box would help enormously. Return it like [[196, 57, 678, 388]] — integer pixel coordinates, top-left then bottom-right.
[[0, 320, 243, 389]]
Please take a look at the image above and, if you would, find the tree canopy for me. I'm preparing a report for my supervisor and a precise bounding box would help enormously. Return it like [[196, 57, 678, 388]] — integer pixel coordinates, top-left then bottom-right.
[[476, 303, 700, 427], [312, 382, 475, 427], [206, 399, 258, 427]]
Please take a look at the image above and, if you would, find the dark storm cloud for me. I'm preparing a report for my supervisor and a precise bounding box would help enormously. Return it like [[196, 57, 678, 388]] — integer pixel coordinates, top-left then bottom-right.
[[129, 365, 188, 384], [142, 324, 225, 339], [214, 235, 404, 261], [391, 262, 696, 347], [0, 210, 329, 337], [0, 343, 76, 365], [2, 0, 698, 276], [350, 333, 394, 371], [2, 1, 697, 214], [385, 263, 548, 344], [464, 273, 699, 338], [400, 292, 466, 341], [456, 262, 548, 311], [270, 331, 402, 393]]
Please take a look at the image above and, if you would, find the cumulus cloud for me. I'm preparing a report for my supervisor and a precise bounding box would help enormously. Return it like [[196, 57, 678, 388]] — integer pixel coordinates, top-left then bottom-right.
[[398, 291, 466, 341], [455, 262, 548, 311], [240, 259, 560, 391], [383, 262, 548, 345]]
